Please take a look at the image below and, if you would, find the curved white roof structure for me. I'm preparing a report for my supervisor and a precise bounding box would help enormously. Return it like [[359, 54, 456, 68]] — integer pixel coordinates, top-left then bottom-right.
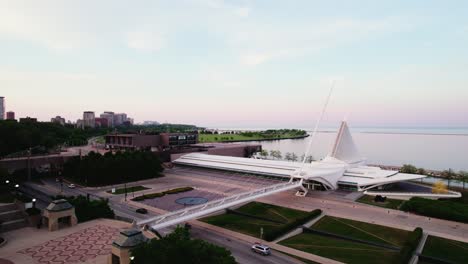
[[174, 121, 428, 191]]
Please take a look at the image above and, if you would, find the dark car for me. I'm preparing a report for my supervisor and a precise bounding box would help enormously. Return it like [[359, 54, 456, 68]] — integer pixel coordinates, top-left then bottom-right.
[[136, 208, 148, 214]]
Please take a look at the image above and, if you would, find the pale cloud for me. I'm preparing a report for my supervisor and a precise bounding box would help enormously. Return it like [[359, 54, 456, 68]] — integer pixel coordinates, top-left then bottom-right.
[[0, 1, 96, 51], [191, 0, 251, 17], [126, 30, 166, 52], [232, 16, 415, 65]]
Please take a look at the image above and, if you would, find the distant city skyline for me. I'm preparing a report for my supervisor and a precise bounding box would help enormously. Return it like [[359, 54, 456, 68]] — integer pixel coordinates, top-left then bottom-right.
[[1, 1, 468, 127]]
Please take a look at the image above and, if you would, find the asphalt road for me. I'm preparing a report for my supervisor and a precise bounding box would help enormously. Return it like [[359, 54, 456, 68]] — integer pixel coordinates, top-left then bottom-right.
[[190, 226, 303, 264]]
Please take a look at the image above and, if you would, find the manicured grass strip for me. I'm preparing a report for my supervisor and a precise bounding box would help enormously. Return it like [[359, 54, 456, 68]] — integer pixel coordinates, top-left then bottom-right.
[[132, 187, 193, 201], [264, 209, 322, 241], [280, 232, 400, 264], [106, 185, 150, 195], [401, 197, 468, 223], [202, 213, 283, 238], [356, 195, 404, 209], [398, 227, 423, 264], [201, 202, 317, 240], [236, 202, 309, 224], [422, 236, 468, 264], [313, 216, 410, 247]]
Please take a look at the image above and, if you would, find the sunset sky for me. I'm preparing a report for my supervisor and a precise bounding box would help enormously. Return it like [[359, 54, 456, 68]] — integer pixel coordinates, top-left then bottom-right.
[[1, 0, 468, 128]]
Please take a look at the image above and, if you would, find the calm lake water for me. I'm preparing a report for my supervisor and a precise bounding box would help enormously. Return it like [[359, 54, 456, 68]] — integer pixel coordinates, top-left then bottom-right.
[[241, 129, 468, 172]]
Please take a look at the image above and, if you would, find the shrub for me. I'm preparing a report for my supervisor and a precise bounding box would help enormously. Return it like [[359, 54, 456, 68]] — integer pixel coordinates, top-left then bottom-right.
[[26, 207, 41, 216], [264, 209, 322, 241], [398, 227, 423, 263], [132, 187, 193, 201], [163, 187, 193, 195], [53, 195, 115, 223], [401, 197, 468, 223]]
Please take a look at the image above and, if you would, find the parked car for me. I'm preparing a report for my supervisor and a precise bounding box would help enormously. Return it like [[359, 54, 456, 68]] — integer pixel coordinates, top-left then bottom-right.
[[251, 244, 271, 256], [67, 184, 76, 189], [136, 208, 148, 214], [184, 223, 192, 229]]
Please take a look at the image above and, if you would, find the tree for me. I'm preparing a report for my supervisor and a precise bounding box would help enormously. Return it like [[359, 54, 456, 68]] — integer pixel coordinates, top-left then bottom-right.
[[275, 151, 282, 160], [285, 152, 292, 161], [432, 181, 448, 194], [458, 171, 468, 190], [131, 227, 236, 264], [291, 153, 298, 162], [400, 164, 418, 174], [260, 149, 268, 158], [442, 169, 456, 188], [417, 168, 427, 175], [306, 155, 315, 163], [269, 150, 276, 159]]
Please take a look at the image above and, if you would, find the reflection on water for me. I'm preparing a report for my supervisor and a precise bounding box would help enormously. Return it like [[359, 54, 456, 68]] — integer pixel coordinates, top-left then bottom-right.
[[248, 132, 468, 171]]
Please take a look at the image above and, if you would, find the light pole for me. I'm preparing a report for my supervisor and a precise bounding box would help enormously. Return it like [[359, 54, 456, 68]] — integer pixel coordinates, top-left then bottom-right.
[[15, 184, 19, 196], [32, 198, 36, 208]]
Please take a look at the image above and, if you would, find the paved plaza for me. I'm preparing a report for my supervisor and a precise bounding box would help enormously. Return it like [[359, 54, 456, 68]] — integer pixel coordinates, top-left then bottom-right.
[[0, 219, 130, 264], [139, 189, 224, 211]]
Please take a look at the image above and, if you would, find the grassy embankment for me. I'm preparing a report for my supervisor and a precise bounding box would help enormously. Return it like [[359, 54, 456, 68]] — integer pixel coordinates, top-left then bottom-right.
[[421, 236, 468, 264], [201, 202, 313, 240], [356, 195, 404, 209], [280, 216, 411, 264]]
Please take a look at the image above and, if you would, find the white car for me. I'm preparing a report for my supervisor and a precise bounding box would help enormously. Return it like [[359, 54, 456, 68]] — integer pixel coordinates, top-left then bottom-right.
[[251, 244, 271, 256], [67, 184, 76, 189]]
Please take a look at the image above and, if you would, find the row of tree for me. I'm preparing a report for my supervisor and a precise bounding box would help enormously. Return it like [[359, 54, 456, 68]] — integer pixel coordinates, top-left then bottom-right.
[[401, 164, 468, 189], [63, 151, 164, 186], [0, 120, 108, 157], [259, 149, 315, 163], [131, 227, 236, 264]]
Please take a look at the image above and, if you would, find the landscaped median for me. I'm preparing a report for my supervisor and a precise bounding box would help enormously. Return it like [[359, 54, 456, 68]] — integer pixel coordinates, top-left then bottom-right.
[[420, 235, 468, 264], [106, 185, 149, 195], [201, 202, 321, 242], [356, 195, 404, 209], [400, 197, 468, 223], [131, 187, 194, 201], [279, 216, 421, 264]]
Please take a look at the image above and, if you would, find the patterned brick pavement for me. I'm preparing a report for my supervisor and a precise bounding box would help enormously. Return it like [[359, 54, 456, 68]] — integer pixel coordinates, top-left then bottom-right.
[[17, 225, 119, 264]]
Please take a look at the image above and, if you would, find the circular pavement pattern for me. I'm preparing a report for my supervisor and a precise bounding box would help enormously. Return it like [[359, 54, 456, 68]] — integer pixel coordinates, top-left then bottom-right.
[[175, 197, 208, 205]]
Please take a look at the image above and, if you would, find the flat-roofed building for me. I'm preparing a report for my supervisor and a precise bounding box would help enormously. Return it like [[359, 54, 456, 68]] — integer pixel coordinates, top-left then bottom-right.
[[105, 132, 199, 151], [0, 96, 4, 120], [6, 111, 15, 120], [83, 111, 95, 128]]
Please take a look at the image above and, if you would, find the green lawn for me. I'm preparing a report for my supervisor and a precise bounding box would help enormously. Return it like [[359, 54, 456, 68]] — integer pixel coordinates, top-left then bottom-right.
[[312, 216, 410, 247], [199, 133, 304, 142], [280, 232, 400, 264], [422, 236, 468, 264], [201, 202, 309, 239], [356, 195, 404, 210], [106, 185, 150, 194]]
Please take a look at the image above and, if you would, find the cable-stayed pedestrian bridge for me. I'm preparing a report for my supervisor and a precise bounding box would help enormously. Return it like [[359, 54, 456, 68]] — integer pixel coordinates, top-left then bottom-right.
[[136, 180, 302, 230]]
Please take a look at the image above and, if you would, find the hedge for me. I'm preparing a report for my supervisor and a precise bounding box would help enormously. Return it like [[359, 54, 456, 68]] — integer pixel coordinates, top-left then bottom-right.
[[132, 187, 194, 201], [400, 197, 468, 223], [398, 227, 423, 263], [263, 209, 322, 242]]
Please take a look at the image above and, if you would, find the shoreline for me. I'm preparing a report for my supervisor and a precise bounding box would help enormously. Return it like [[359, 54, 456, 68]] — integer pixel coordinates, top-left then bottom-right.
[[213, 134, 310, 143]]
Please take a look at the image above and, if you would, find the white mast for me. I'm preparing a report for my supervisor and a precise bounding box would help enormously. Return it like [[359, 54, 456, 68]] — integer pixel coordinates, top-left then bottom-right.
[[298, 81, 335, 175]]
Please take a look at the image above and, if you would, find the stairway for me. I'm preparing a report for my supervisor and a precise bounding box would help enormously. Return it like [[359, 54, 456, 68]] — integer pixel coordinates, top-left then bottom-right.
[[0, 203, 28, 232]]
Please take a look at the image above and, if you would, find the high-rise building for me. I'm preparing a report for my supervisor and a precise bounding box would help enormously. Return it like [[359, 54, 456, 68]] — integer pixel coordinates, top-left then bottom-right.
[[114, 113, 127, 126], [51, 116, 66, 125], [95, 118, 108, 128], [83, 111, 95, 128], [6, 111, 15, 120], [0, 96, 4, 120], [100, 111, 115, 127]]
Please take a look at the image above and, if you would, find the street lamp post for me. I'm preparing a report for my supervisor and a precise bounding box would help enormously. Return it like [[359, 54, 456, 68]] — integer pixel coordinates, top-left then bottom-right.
[[32, 198, 36, 208], [15, 184, 19, 196]]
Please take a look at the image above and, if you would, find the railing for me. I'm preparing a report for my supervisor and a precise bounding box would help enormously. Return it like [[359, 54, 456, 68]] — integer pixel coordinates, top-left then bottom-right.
[[363, 190, 462, 198], [137, 180, 302, 229]]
